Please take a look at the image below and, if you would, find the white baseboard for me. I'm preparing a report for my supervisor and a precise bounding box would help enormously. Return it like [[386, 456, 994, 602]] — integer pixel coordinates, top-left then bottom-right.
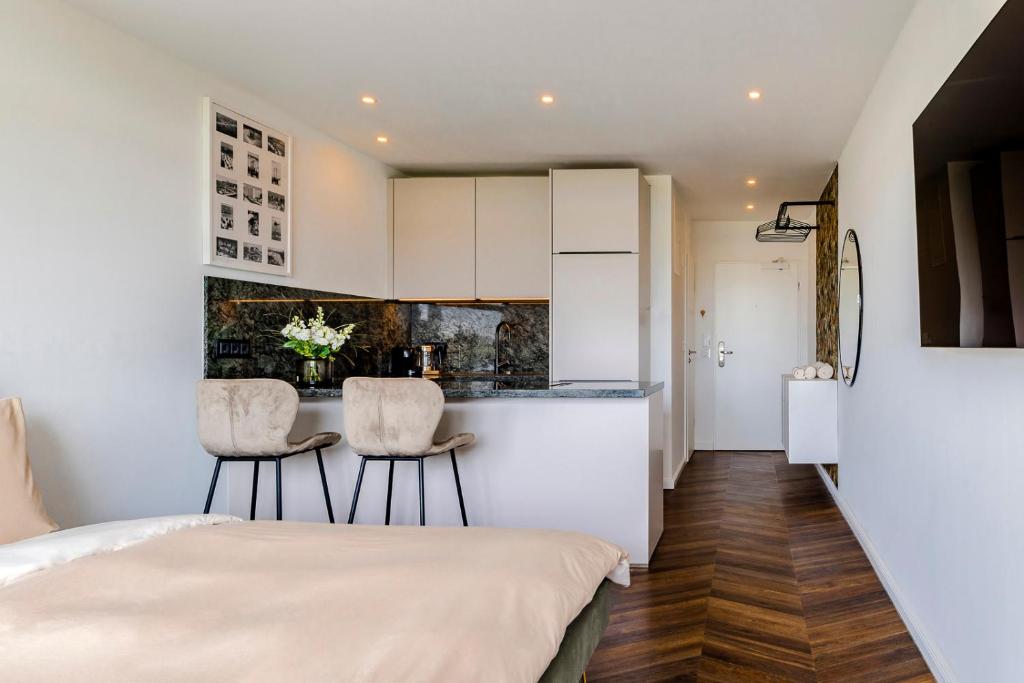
[[813, 465, 955, 683], [694, 440, 713, 451], [663, 455, 686, 489]]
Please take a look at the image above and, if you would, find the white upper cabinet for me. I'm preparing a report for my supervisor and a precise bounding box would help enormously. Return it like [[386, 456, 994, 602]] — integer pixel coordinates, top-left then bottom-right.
[[393, 177, 476, 299], [552, 169, 642, 253], [475, 177, 550, 299]]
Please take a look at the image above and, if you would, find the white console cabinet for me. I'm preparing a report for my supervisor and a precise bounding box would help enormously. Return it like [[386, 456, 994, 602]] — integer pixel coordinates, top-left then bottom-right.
[[781, 375, 838, 464]]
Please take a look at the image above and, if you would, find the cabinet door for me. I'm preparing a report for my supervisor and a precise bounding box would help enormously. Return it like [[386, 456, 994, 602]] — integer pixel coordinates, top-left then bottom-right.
[[552, 169, 641, 253], [475, 177, 550, 299], [551, 253, 639, 381], [393, 178, 476, 299]]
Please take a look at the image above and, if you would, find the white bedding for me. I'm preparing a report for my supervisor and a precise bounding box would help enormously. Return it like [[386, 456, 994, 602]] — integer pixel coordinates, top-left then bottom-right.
[[0, 514, 239, 587], [0, 517, 628, 682]]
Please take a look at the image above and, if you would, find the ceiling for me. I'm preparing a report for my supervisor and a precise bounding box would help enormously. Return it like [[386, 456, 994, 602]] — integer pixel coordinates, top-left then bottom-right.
[[67, 0, 916, 220]]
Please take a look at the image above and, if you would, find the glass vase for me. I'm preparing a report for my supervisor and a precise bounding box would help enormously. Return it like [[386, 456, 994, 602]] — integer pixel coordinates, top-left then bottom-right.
[[300, 359, 330, 386]]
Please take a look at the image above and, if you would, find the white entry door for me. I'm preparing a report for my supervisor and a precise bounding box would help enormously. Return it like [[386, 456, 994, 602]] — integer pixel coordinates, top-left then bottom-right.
[[713, 262, 798, 450]]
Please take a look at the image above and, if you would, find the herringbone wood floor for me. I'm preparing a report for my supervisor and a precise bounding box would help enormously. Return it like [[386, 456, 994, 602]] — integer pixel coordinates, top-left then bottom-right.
[[587, 451, 933, 682]]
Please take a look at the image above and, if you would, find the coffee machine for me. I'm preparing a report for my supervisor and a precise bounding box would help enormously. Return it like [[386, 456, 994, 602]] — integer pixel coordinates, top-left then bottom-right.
[[387, 346, 422, 378], [417, 343, 446, 377]]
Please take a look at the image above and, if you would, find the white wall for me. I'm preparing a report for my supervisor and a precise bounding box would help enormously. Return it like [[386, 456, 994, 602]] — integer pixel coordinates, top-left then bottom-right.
[[835, 0, 1020, 680], [0, 0, 395, 527], [691, 221, 816, 449], [647, 176, 691, 486], [675, 185, 696, 468]]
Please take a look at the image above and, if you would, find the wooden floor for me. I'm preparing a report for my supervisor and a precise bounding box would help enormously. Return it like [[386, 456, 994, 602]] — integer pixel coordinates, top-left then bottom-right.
[[588, 451, 933, 682]]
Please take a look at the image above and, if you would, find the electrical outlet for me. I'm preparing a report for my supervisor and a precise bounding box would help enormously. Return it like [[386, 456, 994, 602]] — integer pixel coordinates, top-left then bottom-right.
[[215, 339, 252, 359]]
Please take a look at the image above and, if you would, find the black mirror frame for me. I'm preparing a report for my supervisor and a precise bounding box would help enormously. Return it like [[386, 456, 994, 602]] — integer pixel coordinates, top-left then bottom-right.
[[839, 228, 863, 387]]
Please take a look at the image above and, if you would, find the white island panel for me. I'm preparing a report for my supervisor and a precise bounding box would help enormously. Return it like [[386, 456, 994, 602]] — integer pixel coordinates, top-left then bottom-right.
[[223, 392, 664, 565]]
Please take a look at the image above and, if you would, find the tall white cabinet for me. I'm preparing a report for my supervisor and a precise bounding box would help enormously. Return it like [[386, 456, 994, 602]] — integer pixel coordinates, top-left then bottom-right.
[[552, 168, 643, 253], [551, 169, 651, 382], [552, 253, 640, 380]]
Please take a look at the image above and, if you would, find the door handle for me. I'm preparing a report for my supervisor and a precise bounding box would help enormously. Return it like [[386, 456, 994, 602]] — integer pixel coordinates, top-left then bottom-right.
[[717, 341, 734, 367]]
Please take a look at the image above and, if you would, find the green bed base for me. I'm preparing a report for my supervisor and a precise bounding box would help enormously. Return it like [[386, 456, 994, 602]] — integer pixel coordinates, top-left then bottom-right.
[[538, 579, 615, 683]]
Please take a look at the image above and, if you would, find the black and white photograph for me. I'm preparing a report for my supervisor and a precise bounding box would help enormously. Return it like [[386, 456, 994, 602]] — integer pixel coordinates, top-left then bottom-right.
[[207, 100, 290, 275], [215, 237, 237, 259], [215, 112, 237, 138], [220, 142, 233, 170], [243, 124, 263, 147], [216, 177, 237, 198], [267, 190, 285, 212], [242, 243, 262, 263], [220, 204, 233, 230], [267, 248, 286, 267], [243, 184, 262, 205], [267, 135, 285, 157]]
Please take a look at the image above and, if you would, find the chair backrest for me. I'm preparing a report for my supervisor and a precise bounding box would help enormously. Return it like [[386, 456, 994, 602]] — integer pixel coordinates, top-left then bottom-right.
[[196, 379, 299, 457], [342, 377, 444, 456]]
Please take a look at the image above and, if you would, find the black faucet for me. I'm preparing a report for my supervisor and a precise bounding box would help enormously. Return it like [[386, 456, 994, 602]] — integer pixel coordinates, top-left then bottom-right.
[[494, 321, 513, 375]]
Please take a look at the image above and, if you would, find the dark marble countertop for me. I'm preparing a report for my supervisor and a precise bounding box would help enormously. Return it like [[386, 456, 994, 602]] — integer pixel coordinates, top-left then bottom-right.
[[295, 376, 664, 399]]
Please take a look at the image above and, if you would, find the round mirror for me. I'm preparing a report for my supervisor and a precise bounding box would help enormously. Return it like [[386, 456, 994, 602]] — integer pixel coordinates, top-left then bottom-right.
[[839, 229, 863, 386]]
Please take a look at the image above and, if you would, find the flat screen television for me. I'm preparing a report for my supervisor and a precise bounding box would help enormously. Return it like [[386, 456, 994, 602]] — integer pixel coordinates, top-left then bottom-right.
[[913, 0, 1024, 348]]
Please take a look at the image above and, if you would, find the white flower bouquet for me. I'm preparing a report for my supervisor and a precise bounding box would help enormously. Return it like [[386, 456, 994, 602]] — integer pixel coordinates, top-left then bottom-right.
[[281, 307, 356, 384]]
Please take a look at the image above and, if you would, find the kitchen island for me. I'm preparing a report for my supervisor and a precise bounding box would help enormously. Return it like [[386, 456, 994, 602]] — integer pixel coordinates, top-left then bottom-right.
[[224, 379, 664, 564], [296, 377, 663, 399]]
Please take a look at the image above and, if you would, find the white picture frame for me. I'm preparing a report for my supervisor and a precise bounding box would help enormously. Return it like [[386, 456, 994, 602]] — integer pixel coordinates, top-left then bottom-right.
[[203, 98, 292, 275]]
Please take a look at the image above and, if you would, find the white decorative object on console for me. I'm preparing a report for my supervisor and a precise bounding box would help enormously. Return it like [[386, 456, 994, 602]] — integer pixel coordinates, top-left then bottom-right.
[[782, 374, 838, 464]]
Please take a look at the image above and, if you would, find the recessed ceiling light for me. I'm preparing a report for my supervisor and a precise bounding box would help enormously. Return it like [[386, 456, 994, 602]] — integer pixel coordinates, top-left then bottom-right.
[[376, 135, 389, 143], [746, 204, 755, 210], [748, 90, 762, 100], [361, 95, 377, 105], [746, 178, 757, 186], [540, 94, 555, 104]]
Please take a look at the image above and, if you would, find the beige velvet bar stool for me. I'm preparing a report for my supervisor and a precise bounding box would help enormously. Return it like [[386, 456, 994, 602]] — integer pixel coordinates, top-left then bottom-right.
[[343, 377, 474, 526], [196, 379, 340, 522]]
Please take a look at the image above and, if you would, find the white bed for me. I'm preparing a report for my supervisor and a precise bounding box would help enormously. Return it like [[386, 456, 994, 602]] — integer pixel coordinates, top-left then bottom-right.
[[0, 515, 628, 682]]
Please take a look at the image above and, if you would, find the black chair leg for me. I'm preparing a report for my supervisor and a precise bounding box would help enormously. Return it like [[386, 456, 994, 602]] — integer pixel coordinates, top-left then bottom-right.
[[275, 457, 283, 521], [250, 460, 260, 520], [347, 456, 368, 524], [450, 449, 468, 527], [315, 448, 335, 524], [204, 457, 223, 514], [417, 457, 426, 526], [385, 460, 395, 525]]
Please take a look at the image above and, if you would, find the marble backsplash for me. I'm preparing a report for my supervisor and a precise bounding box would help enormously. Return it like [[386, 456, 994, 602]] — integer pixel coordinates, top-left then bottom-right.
[[409, 302, 548, 375], [204, 277, 548, 384]]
